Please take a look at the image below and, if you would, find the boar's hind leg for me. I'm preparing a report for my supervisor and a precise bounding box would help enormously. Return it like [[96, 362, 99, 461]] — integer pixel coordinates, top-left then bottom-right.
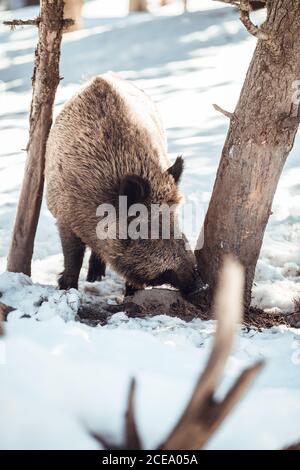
[[58, 224, 85, 290], [87, 251, 106, 282]]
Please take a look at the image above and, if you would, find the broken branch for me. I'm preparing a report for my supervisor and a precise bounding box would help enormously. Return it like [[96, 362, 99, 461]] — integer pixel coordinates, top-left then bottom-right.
[[240, 0, 269, 40], [213, 0, 269, 40], [213, 103, 234, 119]]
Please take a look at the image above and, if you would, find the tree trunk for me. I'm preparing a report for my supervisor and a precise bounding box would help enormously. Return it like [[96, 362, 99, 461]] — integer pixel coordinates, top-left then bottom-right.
[[6, 1, 65, 276], [64, 0, 83, 32], [196, 1, 300, 305], [129, 0, 147, 12]]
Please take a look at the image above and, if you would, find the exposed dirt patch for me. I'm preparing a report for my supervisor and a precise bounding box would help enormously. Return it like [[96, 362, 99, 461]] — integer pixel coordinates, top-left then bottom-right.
[[1, 287, 296, 330], [78, 288, 298, 330], [243, 307, 289, 330]]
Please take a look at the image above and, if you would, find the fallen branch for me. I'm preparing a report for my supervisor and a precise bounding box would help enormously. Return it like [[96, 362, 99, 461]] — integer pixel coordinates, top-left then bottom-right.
[[91, 256, 264, 450]]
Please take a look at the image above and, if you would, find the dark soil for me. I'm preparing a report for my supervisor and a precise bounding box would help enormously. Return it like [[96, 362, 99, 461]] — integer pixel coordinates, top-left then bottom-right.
[[78, 288, 299, 330], [2, 288, 298, 331]]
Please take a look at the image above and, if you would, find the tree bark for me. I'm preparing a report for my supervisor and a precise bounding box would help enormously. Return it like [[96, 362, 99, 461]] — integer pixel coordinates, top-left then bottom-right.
[[196, 0, 300, 305], [6, 1, 65, 276]]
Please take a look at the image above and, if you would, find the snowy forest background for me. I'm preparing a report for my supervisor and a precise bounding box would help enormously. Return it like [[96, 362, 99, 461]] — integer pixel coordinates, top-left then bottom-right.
[[0, 0, 300, 450]]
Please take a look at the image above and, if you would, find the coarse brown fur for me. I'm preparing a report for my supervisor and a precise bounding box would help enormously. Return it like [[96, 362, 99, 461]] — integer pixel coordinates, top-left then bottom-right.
[[45, 73, 199, 294]]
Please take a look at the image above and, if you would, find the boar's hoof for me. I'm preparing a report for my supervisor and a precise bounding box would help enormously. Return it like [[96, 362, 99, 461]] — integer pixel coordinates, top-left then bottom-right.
[[86, 272, 104, 283], [124, 284, 139, 297], [58, 273, 79, 291], [185, 278, 209, 309]]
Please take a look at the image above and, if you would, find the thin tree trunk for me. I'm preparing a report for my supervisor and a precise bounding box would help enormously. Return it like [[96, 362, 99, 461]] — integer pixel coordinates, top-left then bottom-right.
[[6, 1, 65, 276], [196, 1, 300, 305]]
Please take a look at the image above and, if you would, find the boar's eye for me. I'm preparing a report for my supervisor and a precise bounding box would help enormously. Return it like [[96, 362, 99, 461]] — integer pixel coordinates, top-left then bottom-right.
[[119, 174, 151, 206], [167, 155, 184, 183]]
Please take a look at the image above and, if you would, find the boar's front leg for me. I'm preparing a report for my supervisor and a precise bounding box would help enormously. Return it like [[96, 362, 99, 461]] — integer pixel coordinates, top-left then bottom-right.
[[124, 283, 139, 297], [87, 251, 106, 283], [58, 224, 85, 290]]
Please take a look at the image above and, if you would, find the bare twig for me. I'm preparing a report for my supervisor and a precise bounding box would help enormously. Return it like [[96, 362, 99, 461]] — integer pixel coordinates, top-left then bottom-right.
[[125, 379, 142, 450], [3, 18, 40, 28], [284, 440, 300, 450], [63, 18, 75, 30], [213, 103, 234, 119], [0, 302, 14, 336]]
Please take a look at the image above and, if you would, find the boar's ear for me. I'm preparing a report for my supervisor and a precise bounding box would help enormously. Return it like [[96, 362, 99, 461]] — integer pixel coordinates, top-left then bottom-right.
[[119, 174, 151, 206], [167, 155, 184, 183]]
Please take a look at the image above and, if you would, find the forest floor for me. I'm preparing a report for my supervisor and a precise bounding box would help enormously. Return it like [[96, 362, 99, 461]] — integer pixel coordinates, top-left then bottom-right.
[[0, 0, 300, 450]]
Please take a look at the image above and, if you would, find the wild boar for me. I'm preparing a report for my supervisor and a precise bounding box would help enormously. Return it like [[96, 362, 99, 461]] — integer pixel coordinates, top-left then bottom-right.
[[45, 73, 202, 297]]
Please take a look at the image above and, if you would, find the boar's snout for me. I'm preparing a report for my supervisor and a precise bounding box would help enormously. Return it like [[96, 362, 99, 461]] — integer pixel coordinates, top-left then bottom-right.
[[177, 266, 208, 305]]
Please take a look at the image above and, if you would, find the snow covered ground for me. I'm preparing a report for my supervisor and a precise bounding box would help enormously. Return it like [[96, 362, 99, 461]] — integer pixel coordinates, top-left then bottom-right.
[[0, 0, 300, 450]]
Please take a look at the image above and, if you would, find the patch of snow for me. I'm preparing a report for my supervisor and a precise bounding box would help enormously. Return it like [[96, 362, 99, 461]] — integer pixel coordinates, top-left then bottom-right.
[[0, 272, 81, 322]]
